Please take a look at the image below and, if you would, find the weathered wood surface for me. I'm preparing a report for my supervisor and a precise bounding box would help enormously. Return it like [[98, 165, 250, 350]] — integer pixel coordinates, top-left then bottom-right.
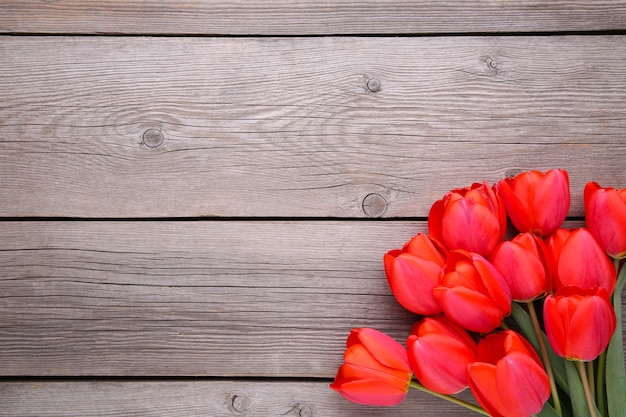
[[1, 36, 625, 218], [1, 0, 626, 35], [0, 380, 479, 417], [0, 221, 418, 377]]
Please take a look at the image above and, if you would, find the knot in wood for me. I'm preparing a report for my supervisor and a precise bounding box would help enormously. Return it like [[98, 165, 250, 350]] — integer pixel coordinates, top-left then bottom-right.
[[142, 128, 164, 148], [229, 393, 249, 413], [298, 405, 313, 417], [504, 168, 524, 178], [362, 193, 387, 217], [366, 77, 381, 93]]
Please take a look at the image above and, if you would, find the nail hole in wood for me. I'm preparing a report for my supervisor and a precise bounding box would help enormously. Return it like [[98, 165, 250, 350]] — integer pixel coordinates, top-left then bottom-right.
[[362, 193, 388, 217], [142, 128, 164, 148]]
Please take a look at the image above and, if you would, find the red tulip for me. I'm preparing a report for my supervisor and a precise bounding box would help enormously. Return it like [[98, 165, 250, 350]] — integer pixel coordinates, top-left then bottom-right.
[[384, 234, 447, 315], [434, 250, 511, 333], [467, 330, 551, 417], [498, 169, 569, 236], [544, 286, 616, 361], [545, 228, 616, 294], [489, 232, 552, 302], [406, 315, 477, 394], [584, 181, 626, 259], [428, 182, 507, 257], [331, 328, 412, 406]]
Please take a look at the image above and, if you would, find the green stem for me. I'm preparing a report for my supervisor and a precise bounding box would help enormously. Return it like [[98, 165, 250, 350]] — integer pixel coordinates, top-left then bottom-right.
[[596, 351, 607, 417], [586, 361, 595, 400], [577, 361, 598, 417], [528, 301, 562, 415], [409, 381, 489, 416]]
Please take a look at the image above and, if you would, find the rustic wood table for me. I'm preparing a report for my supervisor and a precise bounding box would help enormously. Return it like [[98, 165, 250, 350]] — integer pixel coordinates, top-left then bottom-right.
[[1, 2, 625, 416]]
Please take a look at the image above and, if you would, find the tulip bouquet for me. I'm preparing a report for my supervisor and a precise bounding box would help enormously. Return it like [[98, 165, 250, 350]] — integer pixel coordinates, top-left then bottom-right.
[[331, 169, 626, 417]]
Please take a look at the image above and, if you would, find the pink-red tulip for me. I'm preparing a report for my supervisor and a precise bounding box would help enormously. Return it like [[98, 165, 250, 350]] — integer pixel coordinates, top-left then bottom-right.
[[467, 330, 551, 417], [544, 286, 616, 361], [330, 328, 412, 406], [406, 315, 477, 394], [489, 232, 553, 302], [497, 169, 569, 236], [384, 234, 447, 315], [428, 182, 507, 257], [584, 181, 626, 259], [434, 250, 511, 333], [545, 228, 616, 294]]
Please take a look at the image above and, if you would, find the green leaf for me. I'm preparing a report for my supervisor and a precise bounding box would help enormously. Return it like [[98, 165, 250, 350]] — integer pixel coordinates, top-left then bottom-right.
[[606, 261, 626, 417], [537, 402, 563, 417], [565, 360, 591, 417]]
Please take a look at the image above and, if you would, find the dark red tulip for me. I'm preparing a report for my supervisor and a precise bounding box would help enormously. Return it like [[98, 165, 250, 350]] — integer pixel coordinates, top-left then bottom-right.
[[584, 181, 626, 259], [331, 328, 412, 406], [498, 169, 569, 236], [489, 232, 552, 302], [545, 228, 616, 294], [384, 234, 447, 315], [428, 182, 507, 257], [434, 250, 511, 333], [407, 315, 477, 394], [467, 330, 551, 417], [544, 286, 616, 361]]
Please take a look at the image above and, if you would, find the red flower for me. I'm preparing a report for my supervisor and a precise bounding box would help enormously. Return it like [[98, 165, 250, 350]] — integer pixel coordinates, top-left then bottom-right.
[[489, 232, 552, 302], [498, 169, 569, 236], [434, 250, 511, 333], [330, 328, 412, 406], [428, 182, 506, 257], [584, 181, 626, 259], [544, 286, 616, 361], [384, 234, 447, 315], [467, 330, 551, 417], [406, 315, 477, 394], [545, 228, 616, 294]]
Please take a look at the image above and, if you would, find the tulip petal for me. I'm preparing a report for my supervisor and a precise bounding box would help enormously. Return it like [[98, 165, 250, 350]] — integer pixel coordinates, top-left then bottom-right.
[[348, 328, 411, 372], [496, 353, 551, 417], [467, 363, 508, 417], [434, 286, 504, 333], [442, 199, 501, 256], [557, 229, 616, 294], [384, 252, 442, 315], [334, 378, 408, 406]]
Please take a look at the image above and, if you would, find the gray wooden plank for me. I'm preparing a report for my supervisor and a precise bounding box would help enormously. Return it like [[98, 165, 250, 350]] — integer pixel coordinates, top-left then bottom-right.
[[0, 220, 623, 378], [0, 221, 419, 377], [0, 379, 480, 417], [1, 36, 625, 218], [1, 1, 625, 35]]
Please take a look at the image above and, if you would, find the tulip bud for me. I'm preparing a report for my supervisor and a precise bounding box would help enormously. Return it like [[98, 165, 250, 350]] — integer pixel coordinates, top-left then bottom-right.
[[489, 232, 552, 302], [428, 182, 507, 257], [544, 286, 616, 361], [498, 169, 569, 236], [406, 315, 477, 394], [467, 330, 551, 417], [434, 250, 511, 333], [545, 228, 616, 294], [331, 328, 412, 406], [584, 181, 626, 259], [384, 234, 447, 315]]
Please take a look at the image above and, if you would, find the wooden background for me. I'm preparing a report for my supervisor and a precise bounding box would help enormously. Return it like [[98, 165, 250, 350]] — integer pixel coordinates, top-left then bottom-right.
[[1, 1, 625, 416]]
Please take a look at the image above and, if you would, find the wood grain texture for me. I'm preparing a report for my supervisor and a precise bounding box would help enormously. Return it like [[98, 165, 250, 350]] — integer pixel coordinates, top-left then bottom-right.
[[1, 220, 624, 378], [1, 36, 625, 218], [1, 0, 626, 35], [0, 221, 419, 377], [0, 379, 480, 417]]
